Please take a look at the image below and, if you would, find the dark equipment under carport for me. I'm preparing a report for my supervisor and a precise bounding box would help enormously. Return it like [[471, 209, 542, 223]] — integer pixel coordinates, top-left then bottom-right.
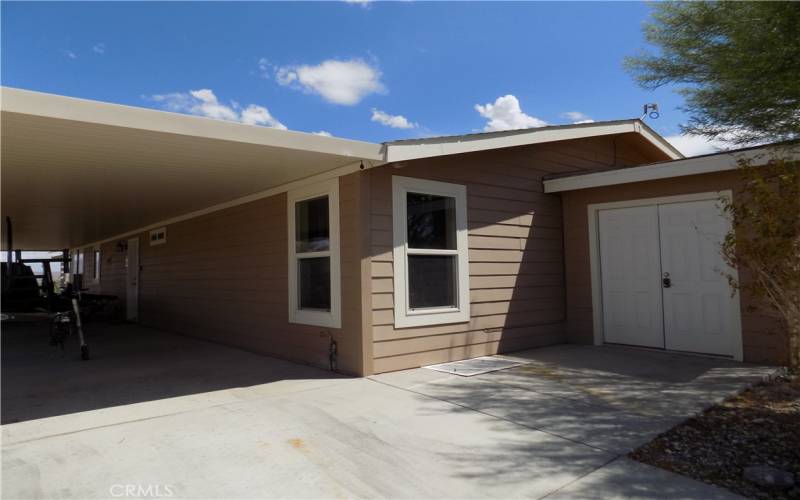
[[1, 217, 117, 360]]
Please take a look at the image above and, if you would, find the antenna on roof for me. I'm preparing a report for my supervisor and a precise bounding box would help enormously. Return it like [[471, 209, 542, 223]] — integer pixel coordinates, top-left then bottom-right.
[[642, 103, 660, 120]]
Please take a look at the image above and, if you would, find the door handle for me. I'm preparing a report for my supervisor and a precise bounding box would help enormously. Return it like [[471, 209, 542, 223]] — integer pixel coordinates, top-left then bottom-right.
[[662, 272, 671, 288]]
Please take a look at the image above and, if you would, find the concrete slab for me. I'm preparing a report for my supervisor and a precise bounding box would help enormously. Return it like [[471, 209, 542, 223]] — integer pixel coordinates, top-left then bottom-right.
[[3, 379, 613, 499], [546, 457, 743, 499], [426, 377, 679, 454], [368, 363, 456, 389], [1, 322, 344, 425], [478, 345, 775, 419], [375, 344, 777, 454], [2, 324, 774, 499]]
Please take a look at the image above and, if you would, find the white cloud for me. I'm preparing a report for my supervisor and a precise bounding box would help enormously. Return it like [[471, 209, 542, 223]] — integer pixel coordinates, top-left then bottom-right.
[[664, 134, 732, 157], [146, 89, 286, 130], [371, 108, 417, 129], [257, 58, 271, 79], [188, 89, 240, 121], [474, 95, 547, 132], [61, 49, 77, 59], [92, 43, 106, 55], [275, 67, 297, 86], [344, 0, 372, 7], [562, 111, 594, 124], [312, 131, 333, 137], [275, 59, 384, 105], [240, 105, 286, 129]]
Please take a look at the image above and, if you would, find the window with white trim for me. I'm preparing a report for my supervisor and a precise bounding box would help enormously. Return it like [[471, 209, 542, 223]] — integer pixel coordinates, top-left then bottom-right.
[[287, 179, 341, 328], [93, 246, 101, 282], [149, 227, 167, 246], [392, 176, 470, 328]]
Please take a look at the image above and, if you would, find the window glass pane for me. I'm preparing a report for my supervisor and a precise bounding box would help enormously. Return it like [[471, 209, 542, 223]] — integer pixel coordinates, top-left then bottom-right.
[[408, 255, 457, 309], [407, 193, 456, 249], [94, 251, 100, 279], [295, 196, 329, 253], [298, 257, 331, 311]]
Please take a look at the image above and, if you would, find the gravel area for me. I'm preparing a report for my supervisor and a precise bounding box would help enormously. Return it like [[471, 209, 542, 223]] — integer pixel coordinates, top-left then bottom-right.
[[630, 372, 800, 499]]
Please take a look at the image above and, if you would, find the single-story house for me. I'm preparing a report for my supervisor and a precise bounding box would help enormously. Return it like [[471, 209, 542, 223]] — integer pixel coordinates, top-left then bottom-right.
[[1, 87, 792, 375]]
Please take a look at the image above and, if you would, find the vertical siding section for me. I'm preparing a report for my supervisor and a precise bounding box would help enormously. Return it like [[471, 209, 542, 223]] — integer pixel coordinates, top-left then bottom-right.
[[369, 137, 640, 373]]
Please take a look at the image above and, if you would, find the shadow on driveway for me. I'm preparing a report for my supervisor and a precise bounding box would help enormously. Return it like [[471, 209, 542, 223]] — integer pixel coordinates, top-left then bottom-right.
[[372, 344, 777, 455], [1, 321, 342, 424]]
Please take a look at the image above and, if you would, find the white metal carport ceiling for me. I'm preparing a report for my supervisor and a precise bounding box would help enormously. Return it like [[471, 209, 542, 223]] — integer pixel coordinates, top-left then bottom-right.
[[1, 87, 385, 249]]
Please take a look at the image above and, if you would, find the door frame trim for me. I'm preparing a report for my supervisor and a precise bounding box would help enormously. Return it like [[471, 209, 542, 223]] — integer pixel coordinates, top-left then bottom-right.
[[587, 190, 743, 361]]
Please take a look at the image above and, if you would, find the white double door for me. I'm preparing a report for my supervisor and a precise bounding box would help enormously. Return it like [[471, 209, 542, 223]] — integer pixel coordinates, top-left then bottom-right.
[[598, 199, 737, 357]]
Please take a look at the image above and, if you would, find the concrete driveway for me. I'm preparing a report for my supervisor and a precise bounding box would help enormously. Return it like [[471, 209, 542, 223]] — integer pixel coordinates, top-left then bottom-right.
[[2, 323, 775, 499]]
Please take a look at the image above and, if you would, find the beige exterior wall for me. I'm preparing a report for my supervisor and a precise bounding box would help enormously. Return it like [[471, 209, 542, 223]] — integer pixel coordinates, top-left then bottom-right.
[[82, 241, 127, 317], [70, 132, 677, 376], [561, 170, 786, 365], [367, 134, 669, 373], [78, 174, 369, 375]]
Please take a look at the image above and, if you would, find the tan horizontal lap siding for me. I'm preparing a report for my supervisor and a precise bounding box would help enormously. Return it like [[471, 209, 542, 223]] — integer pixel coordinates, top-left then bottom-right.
[[368, 135, 673, 373], [367, 141, 609, 373], [86, 174, 366, 375]]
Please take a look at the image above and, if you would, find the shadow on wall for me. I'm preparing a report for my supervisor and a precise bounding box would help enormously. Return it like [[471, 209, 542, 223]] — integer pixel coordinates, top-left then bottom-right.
[[1, 321, 344, 424], [494, 206, 566, 355]]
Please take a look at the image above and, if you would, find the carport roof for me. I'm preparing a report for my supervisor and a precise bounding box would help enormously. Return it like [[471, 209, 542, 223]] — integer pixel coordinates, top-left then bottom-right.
[[1, 87, 385, 249]]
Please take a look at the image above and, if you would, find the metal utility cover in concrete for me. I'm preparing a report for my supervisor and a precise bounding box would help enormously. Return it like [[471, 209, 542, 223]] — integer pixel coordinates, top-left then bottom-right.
[[425, 356, 524, 377]]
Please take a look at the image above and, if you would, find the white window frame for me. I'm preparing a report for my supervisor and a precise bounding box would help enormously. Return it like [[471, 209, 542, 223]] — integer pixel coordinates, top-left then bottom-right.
[[149, 227, 167, 246], [287, 178, 341, 329], [93, 246, 101, 283], [392, 176, 470, 328]]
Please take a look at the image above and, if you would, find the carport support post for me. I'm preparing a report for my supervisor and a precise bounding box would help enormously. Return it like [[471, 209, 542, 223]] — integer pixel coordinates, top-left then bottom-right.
[[5, 216, 12, 264]]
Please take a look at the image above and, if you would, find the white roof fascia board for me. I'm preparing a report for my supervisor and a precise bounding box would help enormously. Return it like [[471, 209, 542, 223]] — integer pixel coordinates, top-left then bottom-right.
[[633, 121, 684, 159], [543, 147, 793, 193], [1, 87, 385, 161]]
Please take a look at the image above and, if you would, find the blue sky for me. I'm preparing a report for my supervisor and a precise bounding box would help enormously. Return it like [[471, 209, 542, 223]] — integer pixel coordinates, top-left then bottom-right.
[[2, 2, 714, 154]]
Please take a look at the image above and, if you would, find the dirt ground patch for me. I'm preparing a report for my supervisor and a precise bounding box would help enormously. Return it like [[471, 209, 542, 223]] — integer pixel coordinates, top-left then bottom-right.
[[630, 373, 800, 499]]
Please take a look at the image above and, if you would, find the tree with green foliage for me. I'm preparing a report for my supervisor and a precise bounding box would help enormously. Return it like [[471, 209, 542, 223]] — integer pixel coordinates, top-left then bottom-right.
[[628, 2, 800, 368], [626, 1, 800, 144], [719, 157, 800, 369]]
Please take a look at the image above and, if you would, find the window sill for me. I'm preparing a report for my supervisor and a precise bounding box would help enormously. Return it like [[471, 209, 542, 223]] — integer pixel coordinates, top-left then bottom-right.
[[290, 310, 341, 329], [393, 308, 470, 328]]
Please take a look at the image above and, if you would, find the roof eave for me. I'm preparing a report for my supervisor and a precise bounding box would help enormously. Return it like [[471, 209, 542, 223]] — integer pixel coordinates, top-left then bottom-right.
[[1, 86, 385, 162], [384, 119, 682, 163], [543, 145, 792, 193]]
